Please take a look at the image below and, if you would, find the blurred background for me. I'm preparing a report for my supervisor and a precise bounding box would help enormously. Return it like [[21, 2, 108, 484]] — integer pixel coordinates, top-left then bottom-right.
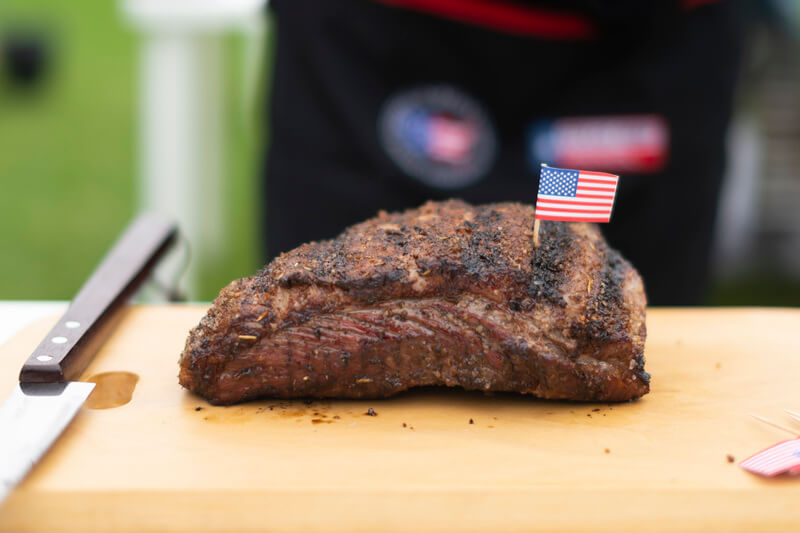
[[0, 0, 798, 304]]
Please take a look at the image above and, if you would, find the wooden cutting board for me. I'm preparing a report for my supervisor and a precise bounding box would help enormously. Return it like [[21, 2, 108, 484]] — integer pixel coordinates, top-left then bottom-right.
[[0, 306, 799, 532]]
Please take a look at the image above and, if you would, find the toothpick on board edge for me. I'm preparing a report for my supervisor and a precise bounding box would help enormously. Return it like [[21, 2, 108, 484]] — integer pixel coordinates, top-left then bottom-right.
[[751, 414, 798, 436], [784, 409, 800, 424]]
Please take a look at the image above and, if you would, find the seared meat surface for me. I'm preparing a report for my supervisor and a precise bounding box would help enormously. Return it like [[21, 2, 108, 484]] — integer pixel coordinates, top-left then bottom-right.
[[180, 200, 649, 405]]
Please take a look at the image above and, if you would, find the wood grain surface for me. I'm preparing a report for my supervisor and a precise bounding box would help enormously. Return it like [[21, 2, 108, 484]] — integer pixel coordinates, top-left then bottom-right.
[[0, 306, 798, 532]]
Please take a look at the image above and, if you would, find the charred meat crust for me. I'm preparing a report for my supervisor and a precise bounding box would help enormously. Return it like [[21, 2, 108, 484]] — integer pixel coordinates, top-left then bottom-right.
[[179, 200, 649, 405]]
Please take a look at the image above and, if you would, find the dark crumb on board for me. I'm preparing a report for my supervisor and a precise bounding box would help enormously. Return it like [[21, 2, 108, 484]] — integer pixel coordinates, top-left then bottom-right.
[[365, 408, 377, 416], [587, 414, 592, 417], [333, 415, 340, 419], [303, 399, 313, 406], [403, 422, 407, 428], [194, 407, 203, 412], [727, 454, 735, 463], [604, 448, 610, 454], [469, 418, 474, 424], [592, 408, 600, 412], [311, 419, 333, 425]]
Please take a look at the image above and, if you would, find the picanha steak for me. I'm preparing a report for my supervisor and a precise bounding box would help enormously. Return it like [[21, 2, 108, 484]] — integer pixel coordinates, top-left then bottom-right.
[[179, 200, 649, 405]]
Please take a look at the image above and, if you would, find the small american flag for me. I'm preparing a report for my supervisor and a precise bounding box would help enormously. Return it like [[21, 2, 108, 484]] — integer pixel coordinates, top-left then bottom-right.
[[535, 165, 619, 223], [739, 438, 800, 477]]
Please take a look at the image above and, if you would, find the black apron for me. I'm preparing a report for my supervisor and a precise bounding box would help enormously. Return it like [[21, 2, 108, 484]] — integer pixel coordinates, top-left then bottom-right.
[[263, 0, 742, 305]]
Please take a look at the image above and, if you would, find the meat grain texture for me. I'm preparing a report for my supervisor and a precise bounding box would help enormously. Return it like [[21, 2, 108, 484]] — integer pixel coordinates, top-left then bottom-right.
[[180, 200, 649, 405]]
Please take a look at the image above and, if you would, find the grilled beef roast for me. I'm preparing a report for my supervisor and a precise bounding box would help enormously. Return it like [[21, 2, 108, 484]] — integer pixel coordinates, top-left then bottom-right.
[[180, 200, 649, 405]]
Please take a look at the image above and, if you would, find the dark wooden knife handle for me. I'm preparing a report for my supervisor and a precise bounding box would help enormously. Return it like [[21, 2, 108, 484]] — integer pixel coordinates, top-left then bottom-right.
[[19, 214, 178, 383]]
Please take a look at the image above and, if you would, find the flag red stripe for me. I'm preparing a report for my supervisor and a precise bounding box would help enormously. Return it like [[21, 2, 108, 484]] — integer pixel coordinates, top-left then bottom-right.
[[577, 185, 617, 192], [535, 215, 610, 222], [579, 178, 619, 185], [578, 170, 618, 177], [575, 193, 615, 199], [536, 198, 613, 207], [537, 207, 613, 215]]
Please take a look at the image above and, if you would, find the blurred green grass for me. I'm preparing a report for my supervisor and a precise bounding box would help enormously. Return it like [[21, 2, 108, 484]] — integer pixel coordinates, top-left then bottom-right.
[[709, 275, 800, 307], [0, 0, 262, 300]]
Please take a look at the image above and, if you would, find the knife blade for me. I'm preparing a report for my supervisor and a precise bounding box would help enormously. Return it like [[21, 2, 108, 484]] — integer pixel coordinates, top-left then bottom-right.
[[0, 213, 177, 505]]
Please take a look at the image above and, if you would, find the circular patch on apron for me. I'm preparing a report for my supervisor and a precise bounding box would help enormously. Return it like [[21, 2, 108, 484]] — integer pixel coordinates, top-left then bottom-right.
[[379, 85, 497, 189]]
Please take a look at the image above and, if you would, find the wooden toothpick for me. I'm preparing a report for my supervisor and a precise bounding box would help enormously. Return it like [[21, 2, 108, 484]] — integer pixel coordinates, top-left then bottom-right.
[[785, 409, 800, 424], [751, 414, 798, 436], [533, 163, 548, 248]]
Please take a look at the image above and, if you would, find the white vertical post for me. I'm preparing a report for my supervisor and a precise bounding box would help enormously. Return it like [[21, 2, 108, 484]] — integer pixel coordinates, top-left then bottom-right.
[[139, 32, 226, 298], [122, 0, 268, 300]]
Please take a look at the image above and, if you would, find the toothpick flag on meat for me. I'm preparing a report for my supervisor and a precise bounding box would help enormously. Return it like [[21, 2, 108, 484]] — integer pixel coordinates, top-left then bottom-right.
[[536, 164, 620, 222], [533, 164, 619, 247]]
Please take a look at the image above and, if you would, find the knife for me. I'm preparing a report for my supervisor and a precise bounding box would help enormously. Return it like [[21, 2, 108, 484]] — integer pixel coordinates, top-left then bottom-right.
[[0, 213, 177, 505]]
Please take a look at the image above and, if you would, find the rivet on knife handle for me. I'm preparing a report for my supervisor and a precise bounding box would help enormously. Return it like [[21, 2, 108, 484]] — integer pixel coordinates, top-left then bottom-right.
[[19, 213, 178, 383]]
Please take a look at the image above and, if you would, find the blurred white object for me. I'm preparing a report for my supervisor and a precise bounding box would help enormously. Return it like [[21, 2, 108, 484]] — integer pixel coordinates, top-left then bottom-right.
[[713, 115, 761, 278], [713, 25, 800, 284], [122, 0, 267, 299], [123, 0, 266, 30]]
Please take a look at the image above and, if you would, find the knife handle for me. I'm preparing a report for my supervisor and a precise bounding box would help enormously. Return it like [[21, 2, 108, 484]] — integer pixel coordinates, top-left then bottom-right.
[[19, 214, 178, 383]]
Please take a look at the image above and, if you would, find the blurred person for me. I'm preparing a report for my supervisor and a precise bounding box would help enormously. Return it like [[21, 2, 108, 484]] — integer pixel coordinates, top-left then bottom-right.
[[262, 0, 743, 305]]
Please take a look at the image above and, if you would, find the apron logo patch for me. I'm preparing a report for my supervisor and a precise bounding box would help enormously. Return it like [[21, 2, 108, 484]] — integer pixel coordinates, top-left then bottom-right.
[[528, 115, 669, 174], [379, 85, 496, 189]]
